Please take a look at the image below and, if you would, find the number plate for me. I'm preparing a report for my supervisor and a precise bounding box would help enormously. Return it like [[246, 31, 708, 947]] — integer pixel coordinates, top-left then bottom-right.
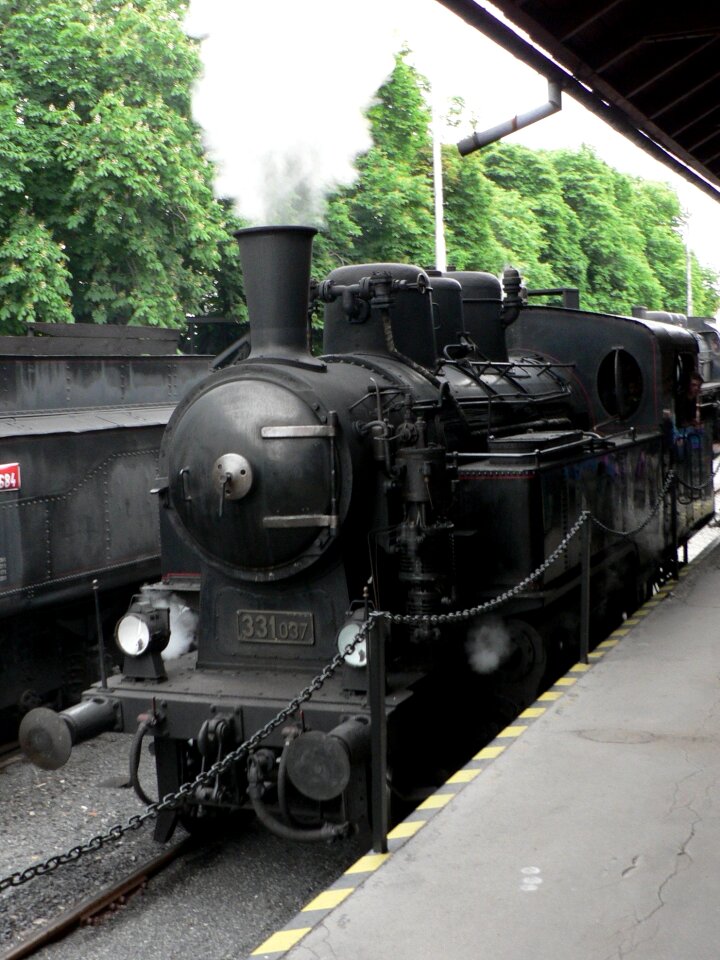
[[0, 463, 20, 491], [237, 610, 315, 645]]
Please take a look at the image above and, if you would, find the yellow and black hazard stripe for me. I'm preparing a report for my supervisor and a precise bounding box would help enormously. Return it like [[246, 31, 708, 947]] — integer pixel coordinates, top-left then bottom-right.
[[249, 575, 684, 959]]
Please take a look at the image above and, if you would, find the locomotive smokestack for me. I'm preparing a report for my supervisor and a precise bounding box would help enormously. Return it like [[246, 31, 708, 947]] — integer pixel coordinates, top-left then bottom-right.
[[234, 225, 317, 362]]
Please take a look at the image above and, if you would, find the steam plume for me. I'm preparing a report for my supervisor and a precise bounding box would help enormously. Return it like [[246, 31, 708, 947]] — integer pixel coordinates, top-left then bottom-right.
[[185, 0, 398, 224], [465, 616, 512, 674]]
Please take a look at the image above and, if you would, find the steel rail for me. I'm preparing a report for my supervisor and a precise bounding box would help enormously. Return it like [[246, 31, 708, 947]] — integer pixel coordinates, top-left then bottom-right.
[[0, 838, 192, 960], [0, 743, 21, 772]]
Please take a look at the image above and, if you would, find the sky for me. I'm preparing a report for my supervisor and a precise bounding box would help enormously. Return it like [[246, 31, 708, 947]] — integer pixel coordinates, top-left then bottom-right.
[[184, 0, 720, 276]]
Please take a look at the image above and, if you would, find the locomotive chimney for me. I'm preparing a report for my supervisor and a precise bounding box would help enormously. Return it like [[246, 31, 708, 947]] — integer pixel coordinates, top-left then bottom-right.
[[234, 225, 318, 363]]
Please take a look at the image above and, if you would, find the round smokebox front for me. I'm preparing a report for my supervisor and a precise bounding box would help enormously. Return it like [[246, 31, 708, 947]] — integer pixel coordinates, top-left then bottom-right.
[[168, 375, 336, 577]]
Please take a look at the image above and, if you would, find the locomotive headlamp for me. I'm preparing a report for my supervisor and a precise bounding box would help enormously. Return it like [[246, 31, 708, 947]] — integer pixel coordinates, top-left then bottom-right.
[[116, 614, 151, 657], [115, 604, 170, 658], [336, 619, 367, 668]]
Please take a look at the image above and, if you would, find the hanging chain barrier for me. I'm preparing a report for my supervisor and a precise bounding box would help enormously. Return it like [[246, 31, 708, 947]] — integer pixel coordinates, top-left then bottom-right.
[[0, 625, 373, 894], [674, 453, 720, 495], [587, 469, 676, 538], [0, 466, 687, 893]]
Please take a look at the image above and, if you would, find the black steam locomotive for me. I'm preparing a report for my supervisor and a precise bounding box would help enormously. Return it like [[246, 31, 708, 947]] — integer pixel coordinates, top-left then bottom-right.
[[20, 226, 715, 841], [0, 324, 211, 737]]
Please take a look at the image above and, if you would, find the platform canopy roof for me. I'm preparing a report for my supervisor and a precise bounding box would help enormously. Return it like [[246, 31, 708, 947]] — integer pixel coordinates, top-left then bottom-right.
[[436, 0, 720, 204]]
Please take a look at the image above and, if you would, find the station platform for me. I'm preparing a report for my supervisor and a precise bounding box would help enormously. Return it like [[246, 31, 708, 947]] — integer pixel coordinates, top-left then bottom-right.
[[249, 538, 720, 960]]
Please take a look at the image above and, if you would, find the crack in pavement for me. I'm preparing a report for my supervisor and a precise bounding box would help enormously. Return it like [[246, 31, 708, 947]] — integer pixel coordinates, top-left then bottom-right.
[[614, 808, 701, 959], [621, 855, 640, 879]]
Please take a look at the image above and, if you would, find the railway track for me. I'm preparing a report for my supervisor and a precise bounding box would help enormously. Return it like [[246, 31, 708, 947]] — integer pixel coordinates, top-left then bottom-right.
[[0, 839, 192, 960], [0, 744, 21, 773], [3, 509, 720, 959]]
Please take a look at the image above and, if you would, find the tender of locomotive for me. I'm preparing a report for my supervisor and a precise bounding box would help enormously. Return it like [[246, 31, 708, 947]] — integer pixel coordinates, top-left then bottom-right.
[[0, 324, 210, 734], [20, 226, 715, 841]]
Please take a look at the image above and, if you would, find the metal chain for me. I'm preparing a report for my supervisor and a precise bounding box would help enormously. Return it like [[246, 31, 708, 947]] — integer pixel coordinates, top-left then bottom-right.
[[0, 468, 680, 893], [674, 469, 718, 494], [373, 510, 590, 629], [588, 470, 675, 538], [0, 623, 375, 893], [671, 447, 720, 494]]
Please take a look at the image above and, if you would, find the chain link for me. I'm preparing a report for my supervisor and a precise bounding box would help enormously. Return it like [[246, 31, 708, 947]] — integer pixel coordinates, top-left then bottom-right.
[[0, 623, 375, 893], [674, 459, 720, 494], [0, 468, 681, 893], [675, 476, 711, 494], [373, 510, 590, 629], [588, 469, 675, 538], [669, 447, 720, 495]]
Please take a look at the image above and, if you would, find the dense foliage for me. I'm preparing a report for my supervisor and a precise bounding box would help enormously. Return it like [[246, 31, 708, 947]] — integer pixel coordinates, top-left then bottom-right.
[[0, 0, 243, 330], [314, 47, 436, 274], [314, 51, 720, 319], [1, 22, 717, 329]]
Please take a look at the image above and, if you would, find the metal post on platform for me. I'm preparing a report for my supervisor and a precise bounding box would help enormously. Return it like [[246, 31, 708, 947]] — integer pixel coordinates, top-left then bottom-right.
[[670, 476, 679, 579], [366, 592, 388, 854], [92, 579, 108, 689], [580, 514, 591, 665]]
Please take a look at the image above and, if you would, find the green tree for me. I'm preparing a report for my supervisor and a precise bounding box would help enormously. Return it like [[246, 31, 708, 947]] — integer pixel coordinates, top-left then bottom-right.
[[480, 143, 588, 291], [312, 49, 719, 321], [0, 210, 74, 329], [692, 260, 720, 317], [0, 0, 236, 328], [441, 148, 506, 271], [548, 146, 664, 313], [315, 50, 436, 272]]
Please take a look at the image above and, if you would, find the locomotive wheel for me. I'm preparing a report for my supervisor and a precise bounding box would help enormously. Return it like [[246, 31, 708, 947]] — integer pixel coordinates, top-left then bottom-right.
[[490, 619, 547, 712]]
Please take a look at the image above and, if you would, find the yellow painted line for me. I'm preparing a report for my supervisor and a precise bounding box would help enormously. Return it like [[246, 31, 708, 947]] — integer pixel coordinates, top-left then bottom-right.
[[418, 793, 455, 810], [643, 600, 661, 607], [388, 820, 426, 839], [446, 768, 482, 784], [538, 690, 562, 701], [345, 853, 390, 874], [611, 629, 630, 637], [497, 725, 528, 738], [598, 639, 619, 647], [569, 663, 590, 672], [302, 888, 355, 912], [588, 651, 605, 660], [554, 676, 577, 686], [520, 707, 546, 718], [679, 568, 690, 577], [633, 609, 650, 617], [252, 928, 312, 954], [624, 618, 640, 625], [474, 745, 507, 759]]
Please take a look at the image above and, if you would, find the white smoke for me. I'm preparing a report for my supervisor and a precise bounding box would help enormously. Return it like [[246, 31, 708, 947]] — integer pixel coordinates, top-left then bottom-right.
[[162, 595, 199, 660], [184, 0, 397, 224], [139, 587, 199, 660], [183, 0, 512, 226], [465, 616, 512, 674]]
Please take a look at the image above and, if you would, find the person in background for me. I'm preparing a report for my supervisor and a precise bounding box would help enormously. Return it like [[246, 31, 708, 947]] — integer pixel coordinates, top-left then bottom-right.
[[676, 371, 703, 428]]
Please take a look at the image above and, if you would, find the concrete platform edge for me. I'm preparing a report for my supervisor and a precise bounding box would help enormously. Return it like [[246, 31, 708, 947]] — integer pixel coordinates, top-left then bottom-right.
[[244, 553, 708, 960]]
